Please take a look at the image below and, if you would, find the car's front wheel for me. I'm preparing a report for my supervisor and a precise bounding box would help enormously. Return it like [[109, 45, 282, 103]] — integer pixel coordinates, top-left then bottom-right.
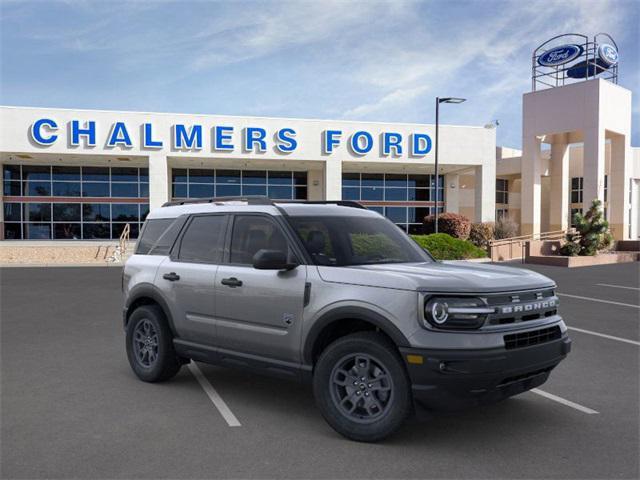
[[126, 305, 182, 382], [313, 332, 412, 442]]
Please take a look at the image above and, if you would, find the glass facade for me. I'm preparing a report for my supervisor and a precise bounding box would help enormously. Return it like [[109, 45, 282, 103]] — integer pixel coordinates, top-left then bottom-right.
[[171, 168, 308, 200], [342, 173, 444, 233], [2, 164, 148, 239]]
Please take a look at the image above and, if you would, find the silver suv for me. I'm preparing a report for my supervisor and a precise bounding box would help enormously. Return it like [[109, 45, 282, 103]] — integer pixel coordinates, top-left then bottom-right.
[[122, 197, 571, 441]]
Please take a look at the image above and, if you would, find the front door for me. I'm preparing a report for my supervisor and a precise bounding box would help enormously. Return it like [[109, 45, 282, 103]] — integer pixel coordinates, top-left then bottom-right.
[[157, 214, 228, 345], [214, 214, 307, 363]]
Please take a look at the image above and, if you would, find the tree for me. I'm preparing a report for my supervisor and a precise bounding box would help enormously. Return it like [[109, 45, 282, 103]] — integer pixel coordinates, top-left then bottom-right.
[[560, 199, 613, 256]]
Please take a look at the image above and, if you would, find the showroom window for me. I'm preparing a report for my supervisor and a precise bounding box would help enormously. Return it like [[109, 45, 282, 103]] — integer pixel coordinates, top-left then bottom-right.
[[341, 173, 444, 233], [2, 164, 148, 240], [171, 168, 307, 201]]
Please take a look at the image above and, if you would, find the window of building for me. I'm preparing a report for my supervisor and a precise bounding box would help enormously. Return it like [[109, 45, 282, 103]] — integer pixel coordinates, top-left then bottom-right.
[[2, 164, 149, 240], [177, 215, 226, 263], [341, 173, 443, 232], [496, 208, 509, 220], [604, 175, 608, 203], [571, 177, 583, 203], [171, 168, 307, 201], [496, 178, 508, 204]]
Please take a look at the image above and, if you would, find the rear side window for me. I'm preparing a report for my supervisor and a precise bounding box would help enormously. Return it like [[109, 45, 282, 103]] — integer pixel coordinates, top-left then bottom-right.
[[136, 219, 175, 254], [177, 215, 226, 263]]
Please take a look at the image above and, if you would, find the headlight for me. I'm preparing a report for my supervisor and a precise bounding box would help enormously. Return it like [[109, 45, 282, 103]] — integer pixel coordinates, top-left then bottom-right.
[[424, 297, 494, 330]]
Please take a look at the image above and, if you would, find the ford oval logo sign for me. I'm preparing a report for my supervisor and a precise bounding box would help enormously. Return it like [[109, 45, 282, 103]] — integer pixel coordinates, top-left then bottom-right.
[[538, 44, 583, 67], [598, 44, 618, 66]]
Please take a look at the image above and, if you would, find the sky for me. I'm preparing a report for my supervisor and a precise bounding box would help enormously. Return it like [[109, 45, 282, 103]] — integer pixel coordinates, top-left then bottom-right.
[[1, 0, 638, 148]]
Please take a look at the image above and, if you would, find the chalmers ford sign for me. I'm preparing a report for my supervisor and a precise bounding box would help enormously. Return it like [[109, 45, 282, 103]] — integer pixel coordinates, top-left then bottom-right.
[[28, 118, 433, 157]]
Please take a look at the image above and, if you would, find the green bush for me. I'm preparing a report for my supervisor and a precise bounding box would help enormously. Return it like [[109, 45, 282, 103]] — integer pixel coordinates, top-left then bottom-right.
[[560, 199, 613, 256], [469, 222, 495, 249], [411, 233, 487, 260], [351, 233, 404, 259], [423, 212, 471, 240]]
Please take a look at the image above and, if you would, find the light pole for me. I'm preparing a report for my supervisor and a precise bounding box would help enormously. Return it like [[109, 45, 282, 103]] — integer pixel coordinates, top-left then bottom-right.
[[434, 97, 466, 233]]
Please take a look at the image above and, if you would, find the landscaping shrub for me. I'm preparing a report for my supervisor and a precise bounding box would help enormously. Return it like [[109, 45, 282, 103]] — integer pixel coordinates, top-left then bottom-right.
[[411, 233, 487, 260], [560, 199, 613, 256], [469, 222, 495, 249], [494, 216, 519, 239], [422, 213, 471, 240]]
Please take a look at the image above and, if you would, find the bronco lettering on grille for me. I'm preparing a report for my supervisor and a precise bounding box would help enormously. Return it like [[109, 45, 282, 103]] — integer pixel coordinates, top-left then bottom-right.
[[499, 299, 557, 315]]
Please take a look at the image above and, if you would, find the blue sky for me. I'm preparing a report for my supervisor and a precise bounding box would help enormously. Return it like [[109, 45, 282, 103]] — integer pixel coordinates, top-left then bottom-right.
[[1, 0, 638, 148]]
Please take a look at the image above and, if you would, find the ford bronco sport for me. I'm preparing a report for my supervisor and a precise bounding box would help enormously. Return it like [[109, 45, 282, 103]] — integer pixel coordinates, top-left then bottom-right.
[[122, 197, 571, 442]]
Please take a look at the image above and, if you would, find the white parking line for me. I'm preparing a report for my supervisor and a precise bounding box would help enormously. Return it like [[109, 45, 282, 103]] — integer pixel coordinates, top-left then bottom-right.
[[557, 293, 639, 309], [531, 388, 599, 414], [188, 361, 241, 427], [567, 326, 640, 346], [596, 283, 640, 291]]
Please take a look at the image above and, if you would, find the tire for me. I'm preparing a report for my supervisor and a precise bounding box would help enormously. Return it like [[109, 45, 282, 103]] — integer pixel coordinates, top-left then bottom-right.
[[313, 331, 412, 442], [126, 304, 182, 382]]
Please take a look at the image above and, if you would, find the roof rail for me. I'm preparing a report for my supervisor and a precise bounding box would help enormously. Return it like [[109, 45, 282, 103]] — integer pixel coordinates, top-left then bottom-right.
[[162, 196, 274, 207], [161, 196, 367, 209]]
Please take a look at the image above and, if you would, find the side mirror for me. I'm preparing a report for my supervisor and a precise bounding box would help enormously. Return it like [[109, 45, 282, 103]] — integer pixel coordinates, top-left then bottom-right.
[[252, 249, 298, 270]]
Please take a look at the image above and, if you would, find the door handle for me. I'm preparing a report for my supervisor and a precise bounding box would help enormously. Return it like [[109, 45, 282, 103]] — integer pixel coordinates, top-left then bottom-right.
[[221, 277, 243, 288], [162, 272, 180, 282]]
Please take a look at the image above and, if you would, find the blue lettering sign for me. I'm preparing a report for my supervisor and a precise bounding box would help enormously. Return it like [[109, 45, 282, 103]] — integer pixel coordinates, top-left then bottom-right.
[[173, 124, 202, 150], [214, 126, 234, 151], [71, 120, 96, 147], [382, 132, 403, 156], [143, 123, 163, 148], [30, 118, 58, 145], [323, 130, 342, 154], [107, 122, 132, 148], [350, 131, 373, 155], [244, 127, 267, 152], [411, 133, 432, 156], [275, 128, 297, 153]]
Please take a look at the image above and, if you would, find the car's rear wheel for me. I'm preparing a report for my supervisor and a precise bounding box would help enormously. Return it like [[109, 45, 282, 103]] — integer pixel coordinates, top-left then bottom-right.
[[126, 305, 182, 382], [313, 331, 412, 442]]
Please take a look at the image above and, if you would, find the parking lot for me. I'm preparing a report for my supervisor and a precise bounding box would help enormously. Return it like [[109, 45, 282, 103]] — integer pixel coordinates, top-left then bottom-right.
[[1, 262, 638, 479]]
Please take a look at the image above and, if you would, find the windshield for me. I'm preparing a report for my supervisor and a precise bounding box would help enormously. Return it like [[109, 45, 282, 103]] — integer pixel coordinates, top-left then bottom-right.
[[288, 215, 433, 266]]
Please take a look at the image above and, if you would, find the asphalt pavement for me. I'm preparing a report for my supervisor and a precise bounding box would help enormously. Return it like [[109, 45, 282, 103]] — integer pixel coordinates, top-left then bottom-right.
[[1, 262, 638, 479]]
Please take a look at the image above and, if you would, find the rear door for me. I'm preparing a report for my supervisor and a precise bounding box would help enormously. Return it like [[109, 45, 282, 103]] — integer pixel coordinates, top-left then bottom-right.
[[157, 214, 228, 345], [214, 213, 307, 363]]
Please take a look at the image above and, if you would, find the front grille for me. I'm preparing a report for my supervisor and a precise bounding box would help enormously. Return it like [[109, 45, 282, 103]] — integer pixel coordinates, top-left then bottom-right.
[[485, 289, 558, 326], [504, 326, 561, 350]]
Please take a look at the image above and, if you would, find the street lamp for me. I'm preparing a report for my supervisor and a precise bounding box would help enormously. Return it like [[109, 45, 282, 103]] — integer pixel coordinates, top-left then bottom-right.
[[434, 97, 466, 233]]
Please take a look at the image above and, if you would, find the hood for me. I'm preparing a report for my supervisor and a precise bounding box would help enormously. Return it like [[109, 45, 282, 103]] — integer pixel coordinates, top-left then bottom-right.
[[317, 261, 554, 293]]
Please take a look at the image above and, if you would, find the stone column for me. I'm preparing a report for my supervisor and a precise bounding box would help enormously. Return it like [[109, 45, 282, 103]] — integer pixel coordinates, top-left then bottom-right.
[[521, 135, 542, 236], [549, 134, 570, 232], [306, 169, 324, 201], [474, 164, 495, 223], [582, 126, 606, 211], [324, 159, 342, 201], [609, 134, 631, 240], [445, 173, 459, 214], [148, 153, 170, 211]]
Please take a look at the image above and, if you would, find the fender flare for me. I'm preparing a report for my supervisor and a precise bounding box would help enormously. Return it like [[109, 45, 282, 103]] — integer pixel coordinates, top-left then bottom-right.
[[302, 306, 411, 365], [124, 283, 177, 336]]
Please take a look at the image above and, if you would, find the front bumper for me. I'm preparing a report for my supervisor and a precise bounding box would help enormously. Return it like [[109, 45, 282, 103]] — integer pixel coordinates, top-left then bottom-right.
[[399, 334, 571, 410]]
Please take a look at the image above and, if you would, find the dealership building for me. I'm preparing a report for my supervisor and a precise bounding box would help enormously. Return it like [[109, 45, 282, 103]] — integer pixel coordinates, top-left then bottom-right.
[[0, 35, 638, 244]]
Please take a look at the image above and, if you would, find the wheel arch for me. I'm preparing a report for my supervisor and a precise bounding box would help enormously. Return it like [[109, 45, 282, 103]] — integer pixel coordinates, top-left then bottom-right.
[[125, 284, 177, 336], [303, 306, 410, 366]]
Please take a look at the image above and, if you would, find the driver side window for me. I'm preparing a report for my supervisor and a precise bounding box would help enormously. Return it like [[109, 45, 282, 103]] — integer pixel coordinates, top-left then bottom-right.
[[229, 215, 293, 265]]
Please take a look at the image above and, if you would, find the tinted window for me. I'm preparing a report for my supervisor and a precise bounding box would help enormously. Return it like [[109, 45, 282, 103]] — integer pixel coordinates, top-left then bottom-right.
[[178, 215, 226, 263], [230, 215, 290, 264], [289, 215, 431, 266], [136, 218, 175, 254]]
